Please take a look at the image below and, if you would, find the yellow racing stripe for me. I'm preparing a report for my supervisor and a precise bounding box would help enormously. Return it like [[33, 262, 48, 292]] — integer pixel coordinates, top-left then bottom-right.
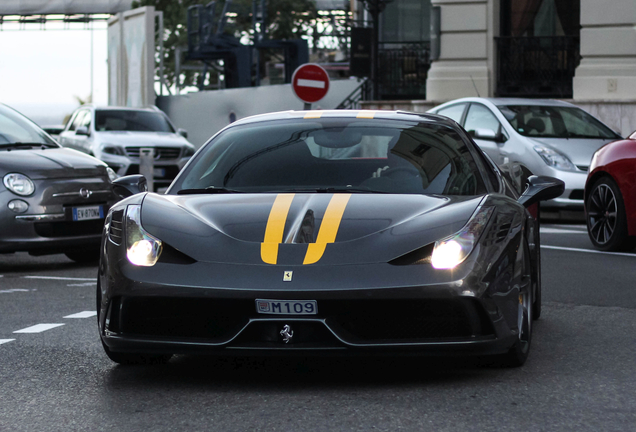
[[304, 111, 324, 119], [261, 194, 295, 264], [356, 110, 376, 119], [303, 194, 352, 265]]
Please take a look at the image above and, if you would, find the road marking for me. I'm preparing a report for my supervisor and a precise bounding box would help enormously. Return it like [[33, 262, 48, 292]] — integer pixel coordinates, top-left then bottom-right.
[[0, 339, 15, 345], [13, 323, 65, 333], [541, 245, 636, 257], [0, 289, 30, 294], [67, 282, 96, 287], [22, 276, 95, 281], [541, 228, 588, 234], [64, 311, 97, 319]]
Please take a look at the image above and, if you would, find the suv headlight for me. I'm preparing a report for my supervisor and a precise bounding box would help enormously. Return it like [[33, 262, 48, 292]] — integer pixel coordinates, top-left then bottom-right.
[[534, 145, 576, 171], [102, 145, 125, 156], [3, 173, 35, 196], [106, 167, 119, 182], [125, 204, 162, 266], [183, 146, 195, 157], [432, 206, 494, 269]]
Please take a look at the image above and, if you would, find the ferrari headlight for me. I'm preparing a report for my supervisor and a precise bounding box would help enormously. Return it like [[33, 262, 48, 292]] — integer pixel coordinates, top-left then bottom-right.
[[106, 167, 119, 182], [534, 145, 576, 171], [3, 173, 35, 196], [432, 206, 494, 269], [125, 204, 162, 266]]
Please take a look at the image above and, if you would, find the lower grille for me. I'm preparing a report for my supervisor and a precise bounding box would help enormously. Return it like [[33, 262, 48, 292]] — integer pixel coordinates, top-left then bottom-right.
[[34, 219, 105, 238], [115, 297, 250, 341], [569, 189, 584, 200], [327, 299, 494, 342], [125, 164, 181, 180]]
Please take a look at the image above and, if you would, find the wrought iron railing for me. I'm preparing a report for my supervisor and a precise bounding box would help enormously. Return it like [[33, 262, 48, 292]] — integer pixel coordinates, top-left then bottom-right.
[[377, 42, 431, 100], [336, 78, 372, 110], [496, 36, 580, 98]]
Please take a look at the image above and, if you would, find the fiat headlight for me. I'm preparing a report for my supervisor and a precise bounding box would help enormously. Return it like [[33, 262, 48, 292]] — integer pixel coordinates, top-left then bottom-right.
[[106, 167, 119, 182], [432, 206, 494, 269], [534, 145, 576, 171], [125, 204, 162, 266], [3, 173, 35, 196]]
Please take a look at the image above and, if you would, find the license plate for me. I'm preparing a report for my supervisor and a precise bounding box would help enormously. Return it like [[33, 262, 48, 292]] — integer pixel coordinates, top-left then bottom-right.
[[255, 299, 317, 315], [153, 168, 166, 178], [72, 205, 104, 221]]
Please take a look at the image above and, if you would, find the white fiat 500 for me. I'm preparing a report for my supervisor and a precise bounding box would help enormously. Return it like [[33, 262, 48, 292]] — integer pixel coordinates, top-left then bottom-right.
[[429, 98, 621, 212]]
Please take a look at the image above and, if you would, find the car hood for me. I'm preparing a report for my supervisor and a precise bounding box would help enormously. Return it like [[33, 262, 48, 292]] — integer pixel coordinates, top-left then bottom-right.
[[140, 193, 483, 265], [528, 137, 615, 167], [95, 131, 190, 147], [0, 148, 107, 179]]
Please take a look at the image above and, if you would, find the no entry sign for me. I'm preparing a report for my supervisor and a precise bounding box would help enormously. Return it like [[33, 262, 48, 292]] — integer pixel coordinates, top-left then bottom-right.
[[292, 63, 330, 104]]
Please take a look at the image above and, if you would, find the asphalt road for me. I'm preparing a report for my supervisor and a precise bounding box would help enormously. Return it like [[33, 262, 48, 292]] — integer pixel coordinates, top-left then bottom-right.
[[1, 225, 635, 431]]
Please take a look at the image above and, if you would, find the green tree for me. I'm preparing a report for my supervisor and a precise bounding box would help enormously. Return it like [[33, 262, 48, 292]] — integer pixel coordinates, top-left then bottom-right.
[[132, 0, 317, 90]]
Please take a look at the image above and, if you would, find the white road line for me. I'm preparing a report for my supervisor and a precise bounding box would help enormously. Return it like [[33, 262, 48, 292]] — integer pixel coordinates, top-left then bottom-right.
[[540, 228, 588, 234], [64, 311, 97, 319], [0, 289, 30, 294], [541, 245, 636, 257], [67, 282, 96, 287], [0, 339, 15, 345], [22, 276, 95, 281], [13, 323, 65, 334]]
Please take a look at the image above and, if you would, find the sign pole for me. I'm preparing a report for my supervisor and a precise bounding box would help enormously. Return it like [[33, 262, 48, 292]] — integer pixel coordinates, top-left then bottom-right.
[[304, 102, 311, 110]]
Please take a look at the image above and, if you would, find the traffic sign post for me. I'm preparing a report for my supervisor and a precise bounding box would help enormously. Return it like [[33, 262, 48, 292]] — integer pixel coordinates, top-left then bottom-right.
[[291, 63, 330, 109]]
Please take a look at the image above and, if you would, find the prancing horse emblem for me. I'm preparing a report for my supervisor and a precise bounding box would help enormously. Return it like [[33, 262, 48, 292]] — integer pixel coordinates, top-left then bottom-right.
[[280, 324, 294, 343]]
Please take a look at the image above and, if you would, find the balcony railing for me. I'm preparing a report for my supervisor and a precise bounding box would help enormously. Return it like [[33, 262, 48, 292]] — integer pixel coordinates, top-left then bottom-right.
[[377, 42, 431, 100], [496, 36, 580, 98]]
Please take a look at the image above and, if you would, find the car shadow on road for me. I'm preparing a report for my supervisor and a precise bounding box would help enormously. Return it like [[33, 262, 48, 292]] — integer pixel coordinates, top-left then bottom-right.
[[0, 252, 98, 273]]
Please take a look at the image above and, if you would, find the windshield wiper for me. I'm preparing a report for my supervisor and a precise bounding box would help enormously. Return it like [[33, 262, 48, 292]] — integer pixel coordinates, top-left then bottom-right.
[[177, 186, 245, 195], [284, 187, 387, 194]]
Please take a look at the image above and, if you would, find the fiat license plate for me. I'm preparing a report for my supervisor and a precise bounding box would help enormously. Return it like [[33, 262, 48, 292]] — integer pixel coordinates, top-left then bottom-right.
[[72, 205, 104, 221], [256, 299, 317, 315]]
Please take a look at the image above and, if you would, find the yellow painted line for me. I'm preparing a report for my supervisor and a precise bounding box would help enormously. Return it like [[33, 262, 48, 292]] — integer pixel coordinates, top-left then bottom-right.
[[304, 194, 351, 265], [356, 110, 376, 119], [304, 111, 324, 119], [261, 194, 295, 264]]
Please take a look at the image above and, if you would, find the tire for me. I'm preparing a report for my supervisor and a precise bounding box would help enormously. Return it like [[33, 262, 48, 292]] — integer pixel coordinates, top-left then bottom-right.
[[64, 249, 100, 263], [531, 219, 542, 320], [96, 280, 172, 366], [586, 177, 636, 252]]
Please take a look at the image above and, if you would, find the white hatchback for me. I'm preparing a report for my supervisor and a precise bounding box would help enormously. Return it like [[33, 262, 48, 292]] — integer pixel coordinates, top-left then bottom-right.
[[428, 98, 621, 212], [59, 105, 196, 190]]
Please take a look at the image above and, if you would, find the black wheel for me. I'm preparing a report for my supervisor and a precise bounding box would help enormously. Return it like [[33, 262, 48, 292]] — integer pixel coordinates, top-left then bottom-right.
[[64, 249, 100, 263], [96, 280, 172, 366], [530, 219, 542, 320], [586, 177, 636, 251], [498, 285, 533, 367]]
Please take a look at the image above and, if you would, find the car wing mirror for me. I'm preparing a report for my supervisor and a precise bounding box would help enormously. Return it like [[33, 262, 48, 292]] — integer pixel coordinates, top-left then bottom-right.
[[112, 175, 148, 199], [518, 175, 565, 208], [473, 128, 507, 143], [76, 126, 90, 136], [177, 128, 188, 139]]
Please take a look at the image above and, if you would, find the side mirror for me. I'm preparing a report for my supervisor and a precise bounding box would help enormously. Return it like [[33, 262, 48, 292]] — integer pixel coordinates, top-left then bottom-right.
[[518, 175, 565, 208], [76, 126, 90, 136], [112, 175, 148, 199], [177, 128, 188, 139], [473, 128, 506, 143]]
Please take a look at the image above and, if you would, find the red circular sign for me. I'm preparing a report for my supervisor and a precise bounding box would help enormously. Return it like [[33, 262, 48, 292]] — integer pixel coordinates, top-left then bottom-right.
[[292, 63, 330, 104]]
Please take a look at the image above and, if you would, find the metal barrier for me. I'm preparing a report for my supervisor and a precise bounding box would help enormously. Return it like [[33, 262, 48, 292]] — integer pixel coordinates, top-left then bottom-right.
[[496, 36, 580, 98]]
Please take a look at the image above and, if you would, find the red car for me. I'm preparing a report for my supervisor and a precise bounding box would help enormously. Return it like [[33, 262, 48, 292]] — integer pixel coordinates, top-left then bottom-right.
[[585, 131, 636, 251]]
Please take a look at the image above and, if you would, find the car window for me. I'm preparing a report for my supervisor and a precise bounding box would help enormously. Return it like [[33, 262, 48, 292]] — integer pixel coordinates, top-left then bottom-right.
[[497, 105, 620, 139], [464, 104, 501, 135], [80, 110, 92, 129], [0, 104, 56, 145], [69, 110, 87, 132], [95, 110, 174, 132], [436, 104, 466, 123], [173, 118, 487, 196]]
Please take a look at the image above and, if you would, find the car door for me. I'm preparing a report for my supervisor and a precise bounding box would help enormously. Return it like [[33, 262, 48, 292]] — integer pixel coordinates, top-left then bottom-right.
[[463, 103, 507, 165], [75, 109, 94, 154]]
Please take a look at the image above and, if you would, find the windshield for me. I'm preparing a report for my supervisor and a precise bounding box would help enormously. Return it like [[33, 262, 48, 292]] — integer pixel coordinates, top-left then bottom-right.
[[95, 110, 175, 133], [0, 104, 58, 147], [498, 105, 621, 139], [171, 118, 487, 196]]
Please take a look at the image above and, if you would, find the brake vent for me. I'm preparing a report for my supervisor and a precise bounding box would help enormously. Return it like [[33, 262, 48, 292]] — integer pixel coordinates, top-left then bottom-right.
[[496, 222, 512, 243], [388, 243, 434, 266], [108, 209, 124, 245]]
